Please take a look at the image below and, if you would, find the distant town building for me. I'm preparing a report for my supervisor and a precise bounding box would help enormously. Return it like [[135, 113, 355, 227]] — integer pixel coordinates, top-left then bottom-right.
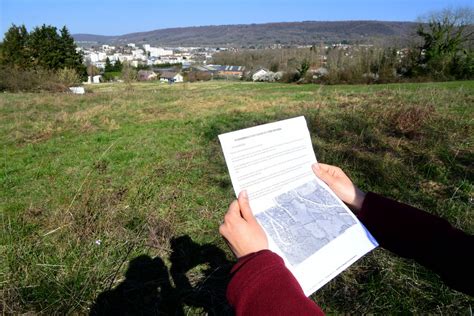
[[87, 75, 102, 84], [207, 65, 245, 78], [159, 71, 183, 83], [137, 70, 158, 81], [94, 61, 106, 69], [79, 43, 239, 81], [101, 44, 115, 51], [143, 44, 173, 57], [218, 65, 245, 77], [88, 52, 107, 63]]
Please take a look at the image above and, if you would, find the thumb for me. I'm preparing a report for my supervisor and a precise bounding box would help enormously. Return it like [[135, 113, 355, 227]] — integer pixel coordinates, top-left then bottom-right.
[[238, 190, 255, 222], [312, 163, 335, 186]]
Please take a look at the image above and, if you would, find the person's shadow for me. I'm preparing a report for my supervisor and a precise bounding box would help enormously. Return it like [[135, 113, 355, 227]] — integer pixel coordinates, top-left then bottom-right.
[[90, 235, 234, 316]]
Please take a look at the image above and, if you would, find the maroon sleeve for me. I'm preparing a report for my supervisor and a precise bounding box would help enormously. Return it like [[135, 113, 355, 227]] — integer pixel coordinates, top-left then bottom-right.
[[358, 192, 474, 295], [227, 249, 324, 316]]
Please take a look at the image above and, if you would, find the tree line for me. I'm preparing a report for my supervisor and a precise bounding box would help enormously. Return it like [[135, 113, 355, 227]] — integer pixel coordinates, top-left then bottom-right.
[[0, 24, 86, 91], [212, 8, 473, 83]]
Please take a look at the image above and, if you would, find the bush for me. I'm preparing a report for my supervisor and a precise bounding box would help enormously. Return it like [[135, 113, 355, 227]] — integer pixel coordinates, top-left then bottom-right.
[[187, 71, 212, 82], [387, 105, 436, 139], [0, 67, 37, 92], [121, 62, 137, 84], [102, 71, 122, 82], [0, 66, 81, 92], [448, 52, 474, 80], [280, 71, 300, 83], [56, 68, 81, 87]]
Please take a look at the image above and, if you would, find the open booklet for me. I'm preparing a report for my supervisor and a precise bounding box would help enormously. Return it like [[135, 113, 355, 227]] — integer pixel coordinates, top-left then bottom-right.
[[218, 116, 378, 296]]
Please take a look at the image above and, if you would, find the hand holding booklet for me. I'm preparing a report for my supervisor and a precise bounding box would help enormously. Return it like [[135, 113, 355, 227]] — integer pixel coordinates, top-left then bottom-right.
[[218, 116, 378, 296]]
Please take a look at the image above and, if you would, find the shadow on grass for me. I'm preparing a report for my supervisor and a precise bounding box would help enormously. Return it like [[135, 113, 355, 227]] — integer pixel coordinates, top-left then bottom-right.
[[90, 235, 234, 316]]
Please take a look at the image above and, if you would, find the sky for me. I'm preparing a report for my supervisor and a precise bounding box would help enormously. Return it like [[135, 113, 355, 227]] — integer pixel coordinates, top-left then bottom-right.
[[1, 0, 472, 37]]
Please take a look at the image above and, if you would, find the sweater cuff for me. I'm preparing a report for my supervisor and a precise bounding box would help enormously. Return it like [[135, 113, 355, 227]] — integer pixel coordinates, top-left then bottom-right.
[[357, 191, 379, 223], [230, 249, 275, 274], [228, 250, 286, 297], [227, 250, 324, 315]]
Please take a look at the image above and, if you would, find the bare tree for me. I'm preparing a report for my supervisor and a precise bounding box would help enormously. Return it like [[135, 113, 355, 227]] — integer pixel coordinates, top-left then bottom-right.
[[415, 6, 474, 78], [121, 61, 137, 90], [417, 7, 473, 53]]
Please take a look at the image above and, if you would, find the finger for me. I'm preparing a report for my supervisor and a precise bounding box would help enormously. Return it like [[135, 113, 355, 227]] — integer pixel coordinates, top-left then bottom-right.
[[238, 190, 255, 222], [315, 163, 332, 172], [226, 200, 240, 219], [312, 163, 325, 175], [312, 163, 335, 185]]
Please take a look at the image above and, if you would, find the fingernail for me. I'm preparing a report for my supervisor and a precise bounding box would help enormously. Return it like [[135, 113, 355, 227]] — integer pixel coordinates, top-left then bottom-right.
[[241, 190, 248, 198], [312, 163, 319, 171]]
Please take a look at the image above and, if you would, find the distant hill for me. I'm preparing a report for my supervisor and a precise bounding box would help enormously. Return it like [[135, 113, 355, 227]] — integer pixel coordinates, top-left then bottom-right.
[[73, 20, 418, 47]]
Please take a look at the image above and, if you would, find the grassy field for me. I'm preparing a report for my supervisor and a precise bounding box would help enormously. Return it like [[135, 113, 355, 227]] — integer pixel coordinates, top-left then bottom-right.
[[1, 81, 473, 314]]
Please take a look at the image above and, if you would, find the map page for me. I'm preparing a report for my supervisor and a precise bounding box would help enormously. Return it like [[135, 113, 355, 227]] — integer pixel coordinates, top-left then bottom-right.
[[218, 116, 378, 296]]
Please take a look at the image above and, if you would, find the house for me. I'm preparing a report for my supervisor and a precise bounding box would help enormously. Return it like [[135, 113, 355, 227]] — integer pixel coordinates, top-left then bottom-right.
[[137, 70, 158, 81], [143, 45, 173, 57], [87, 75, 102, 84], [187, 65, 215, 73], [184, 65, 214, 82], [159, 72, 183, 83], [219, 65, 245, 77], [207, 65, 245, 78], [94, 61, 106, 69]]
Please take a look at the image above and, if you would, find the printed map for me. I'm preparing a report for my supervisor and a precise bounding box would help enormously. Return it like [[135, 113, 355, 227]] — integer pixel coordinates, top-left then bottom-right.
[[256, 180, 356, 266]]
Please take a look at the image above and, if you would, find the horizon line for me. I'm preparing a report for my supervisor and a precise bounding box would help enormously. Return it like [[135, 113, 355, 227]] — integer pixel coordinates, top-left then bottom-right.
[[68, 19, 416, 37]]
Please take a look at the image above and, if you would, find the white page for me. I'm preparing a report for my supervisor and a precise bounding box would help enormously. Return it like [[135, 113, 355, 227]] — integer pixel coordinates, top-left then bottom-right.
[[218, 116, 378, 296]]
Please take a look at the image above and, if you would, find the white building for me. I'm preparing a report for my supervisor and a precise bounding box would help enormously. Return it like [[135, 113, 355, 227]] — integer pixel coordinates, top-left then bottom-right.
[[94, 61, 106, 69], [107, 54, 119, 61], [131, 49, 146, 61], [87, 75, 102, 84], [89, 52, 107, 62], [117, 54, 134, 62], [143, 45, 173, 57], [160, 72, 183, 83]]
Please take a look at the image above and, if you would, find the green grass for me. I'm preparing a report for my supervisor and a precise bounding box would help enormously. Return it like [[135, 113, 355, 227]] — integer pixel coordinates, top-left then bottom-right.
[[1, 81, 473, 314]]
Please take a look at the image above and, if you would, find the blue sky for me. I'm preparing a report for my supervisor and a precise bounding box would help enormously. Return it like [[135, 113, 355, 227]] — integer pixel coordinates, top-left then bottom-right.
[[1, 0, 472, 36]]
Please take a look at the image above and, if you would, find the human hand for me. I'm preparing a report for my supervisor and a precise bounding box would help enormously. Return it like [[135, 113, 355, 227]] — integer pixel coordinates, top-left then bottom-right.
[[219, 191, 268, 258], [312, 163, 366, 213]]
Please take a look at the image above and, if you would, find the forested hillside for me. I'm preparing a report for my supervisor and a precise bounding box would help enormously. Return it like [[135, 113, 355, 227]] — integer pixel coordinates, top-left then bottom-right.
[[73, 20, 418, 47]]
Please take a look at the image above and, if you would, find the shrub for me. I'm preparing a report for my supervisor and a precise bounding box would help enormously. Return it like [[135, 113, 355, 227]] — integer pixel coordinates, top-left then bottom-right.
[[280, 71, 300, 83], [187, 71, 212, 82], [56, 68, 81, 87], [102, 71, 122, 82], [0, 66, 37, 92], [0, 66, 80, 92], [387, 105, 436, 138]]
